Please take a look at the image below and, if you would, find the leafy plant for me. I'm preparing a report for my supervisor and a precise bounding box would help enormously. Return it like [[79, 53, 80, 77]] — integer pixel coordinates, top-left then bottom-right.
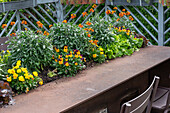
[[49, 22, 92, 59], [6, 30, 54, 72], [0, 50, 11, 80], [6, 60, 43, 94], [105, 33, 143, 59], [50, 46, 86, 77]]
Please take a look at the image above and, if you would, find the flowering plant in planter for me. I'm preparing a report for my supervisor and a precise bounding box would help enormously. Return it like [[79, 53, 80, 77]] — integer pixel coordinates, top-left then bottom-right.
[[6, 60, 43, 94], [61, 0, 105, 4], [50, 46, 86, 77]]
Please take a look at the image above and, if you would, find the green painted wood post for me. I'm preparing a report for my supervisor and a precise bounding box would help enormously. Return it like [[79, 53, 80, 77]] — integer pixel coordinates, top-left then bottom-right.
[[158, 3, 164, 46]]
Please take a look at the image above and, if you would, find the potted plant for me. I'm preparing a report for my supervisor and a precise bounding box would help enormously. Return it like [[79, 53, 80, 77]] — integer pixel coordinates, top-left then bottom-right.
[[106, 0, 155, 6], [0, 0, 36, 12]]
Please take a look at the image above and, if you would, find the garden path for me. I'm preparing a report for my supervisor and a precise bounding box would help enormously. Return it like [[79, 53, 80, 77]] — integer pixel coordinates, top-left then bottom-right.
[[0, 46, 170, 113]]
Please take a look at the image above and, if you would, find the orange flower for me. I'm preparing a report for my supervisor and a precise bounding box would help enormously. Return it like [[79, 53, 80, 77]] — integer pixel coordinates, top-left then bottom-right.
[[119, 12, 124, 17], [10, 22, 15, 26], [84, 28, 89, 31], [111, 11, 116, 14], [126, 11, 130, 16], [92, 4, 97, 8], [21, 20, 27, 25], [2, 24, 7, 29], [71, 14, 76, 19], [87, 34, 91, 37], [89, 8, 94, 13], [10, 33, 16, 36], [37, 30, 42, 34], [113, 7, 117, 10], [89, 28, 94, 32], [86, 21, 91, 26], [93, 40, 98, 45], [129, 16, 134, 21], [78, 24, 83, 28], [116, 18, 120, 21], [49, 25, 53, 28], [62, 20, 67, 23], [36, 21, 41, 24], [25, 28, 28, 31], [52, 55, 55, 59], [89, 40, 93, 43], [106, 10, 111, 15], [43, 31, 49, 36], [82, 12, 88, 17], [122, 9, 126, 12]]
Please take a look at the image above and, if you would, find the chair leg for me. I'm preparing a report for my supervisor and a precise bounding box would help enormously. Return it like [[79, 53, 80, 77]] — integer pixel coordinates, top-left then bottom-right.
[[164, 108, 170, 113]]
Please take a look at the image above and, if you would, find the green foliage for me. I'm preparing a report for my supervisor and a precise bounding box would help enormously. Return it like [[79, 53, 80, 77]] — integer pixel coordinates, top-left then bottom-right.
[[50, 46, 85, 77], [0, 50, 11, 80], [6, 60, 42, 94], [83, 15, 116, 49], [49, 22, 92, 58], [105, 33, 143, 59], [6, 30, 54, 72]]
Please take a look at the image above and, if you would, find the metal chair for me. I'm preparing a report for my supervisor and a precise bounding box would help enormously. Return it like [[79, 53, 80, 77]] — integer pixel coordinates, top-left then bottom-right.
[[152, 87, 170, 113], [120, 76, 160, 113]]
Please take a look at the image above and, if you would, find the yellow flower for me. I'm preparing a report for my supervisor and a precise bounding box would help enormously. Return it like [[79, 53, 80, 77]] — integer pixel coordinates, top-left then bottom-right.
[[13, 73, 18, 79], [65, 55, 69, 58], [59, 61, 63, 65], [75, 54, 78, 58], [13, 65, 19, 69], [69, 54, 73, 58], [25, 75, 30, 79], [77, 51, 80, 55], [100, 52, 104, 55], [75, 62, 78, 65], [99, 48, 103, 51], [29, 74, 33, 79], [39, 81, 43, 85], [17, 69, 22, 73], [16, 60, 21, 66], [65, 62, 69, 66], [55, 47, 60, 52], [8, 69, 12, 74], [64, 49, 68, 53], [65, 59, 68, 61], [21, 68, 27, 72], [11, 69, 15, 74], [93, 54, 97, 58], [105, 55, 107, 57], [7, 76, 12, 82], [7, 50, 10, 53], [126, 32, 130, 35], [19, 76, 25, 82], [33, 71, 38, 77]]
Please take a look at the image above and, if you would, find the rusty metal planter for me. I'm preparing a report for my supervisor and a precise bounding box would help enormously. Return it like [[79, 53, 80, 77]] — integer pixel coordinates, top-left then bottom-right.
[[0, 0, 36, 13]]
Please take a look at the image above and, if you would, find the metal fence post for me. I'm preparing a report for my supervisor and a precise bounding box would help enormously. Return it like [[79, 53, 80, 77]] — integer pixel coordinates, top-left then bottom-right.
[[158, 3, 164, 46], [56, 0, 64, 22], [16, 10, 21, 32], [105, 3, 108, 21]]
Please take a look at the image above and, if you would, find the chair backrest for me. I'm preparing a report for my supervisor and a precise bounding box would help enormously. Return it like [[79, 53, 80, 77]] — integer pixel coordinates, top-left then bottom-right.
[[120, 76, 160, 113]]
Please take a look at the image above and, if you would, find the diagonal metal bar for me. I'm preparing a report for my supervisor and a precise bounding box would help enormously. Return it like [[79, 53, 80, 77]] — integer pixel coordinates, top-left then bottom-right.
[[164, 27, 170, 35], [63, 4, 68, 10], [45, 4, 54, 14], [74, 4, 91, 24], [64, 5, 75, 19], [19, 12, 38, 30], [81, 5, 100, 24], [32, 7, 51, 26], [164, 8, 169, 14], [68, 4, 84, 22], [164, 17, 170, 24], [164, 38, 170, 45], [7, 20, 18, 36], [0, 11, 17, 37], [38, 5, 56, 23], [143, 6, 158, 23], [133, 6, 158, 33], [22, 24, 31, 30], [0, 12, 9, 27], [123, 6, 158, 43], [152, 5, 158, 12], [98, 6, 105, 15], [25, 9, 49, 31]]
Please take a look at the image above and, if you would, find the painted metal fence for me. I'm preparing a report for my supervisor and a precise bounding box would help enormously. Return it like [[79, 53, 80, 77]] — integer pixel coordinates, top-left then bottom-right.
[[0, 0, 169, 46]]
